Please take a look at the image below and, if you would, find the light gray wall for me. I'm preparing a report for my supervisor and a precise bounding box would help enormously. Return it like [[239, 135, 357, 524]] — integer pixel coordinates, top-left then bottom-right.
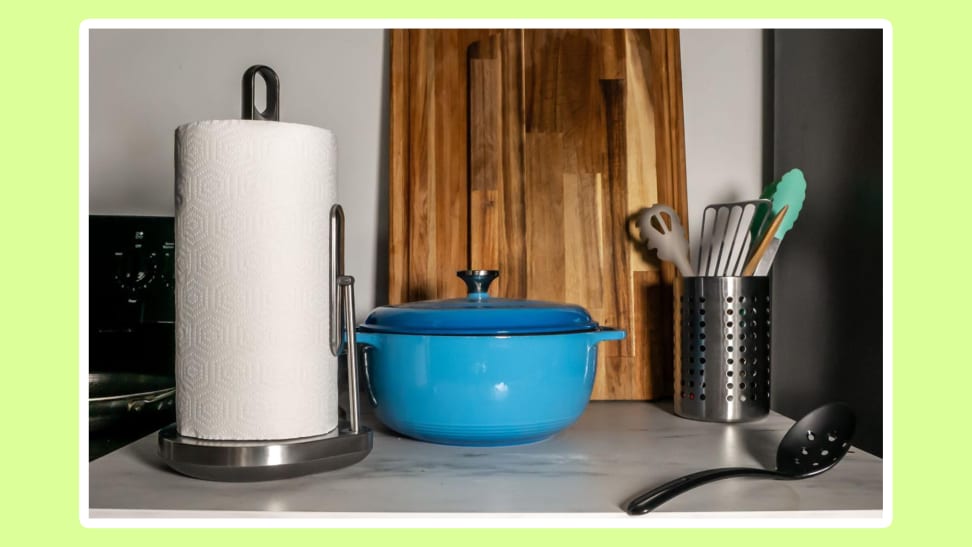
[[88, 28, 762, 317], [680, 30, 764, 261], [88, 29, 388, 314]]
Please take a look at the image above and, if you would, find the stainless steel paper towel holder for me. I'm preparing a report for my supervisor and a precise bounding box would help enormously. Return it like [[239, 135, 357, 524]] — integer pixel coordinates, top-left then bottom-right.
[[158, 203, 373, 481]]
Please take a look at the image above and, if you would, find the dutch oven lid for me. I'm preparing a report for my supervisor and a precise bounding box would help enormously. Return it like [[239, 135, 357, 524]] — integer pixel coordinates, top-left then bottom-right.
[[359, 270, 599, 335]]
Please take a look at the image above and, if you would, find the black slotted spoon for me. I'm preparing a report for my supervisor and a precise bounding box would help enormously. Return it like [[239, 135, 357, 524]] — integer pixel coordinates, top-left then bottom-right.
[[626, 402, 856, 515]]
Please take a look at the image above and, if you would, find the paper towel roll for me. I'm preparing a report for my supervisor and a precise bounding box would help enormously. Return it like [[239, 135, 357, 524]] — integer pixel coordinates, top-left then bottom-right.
[[174, 119, 337, 440]]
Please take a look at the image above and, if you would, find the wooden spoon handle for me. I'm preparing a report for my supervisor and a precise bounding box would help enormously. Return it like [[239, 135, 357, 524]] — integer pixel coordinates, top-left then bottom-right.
[[742, 205, 788, 276]]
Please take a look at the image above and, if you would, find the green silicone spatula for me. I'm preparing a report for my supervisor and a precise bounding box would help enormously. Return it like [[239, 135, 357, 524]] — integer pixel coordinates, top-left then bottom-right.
[[748, 168, 807, 276]]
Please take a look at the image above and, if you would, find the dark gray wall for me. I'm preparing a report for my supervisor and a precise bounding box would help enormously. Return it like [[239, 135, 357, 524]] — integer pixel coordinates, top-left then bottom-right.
[[768, 29, 884, 456]]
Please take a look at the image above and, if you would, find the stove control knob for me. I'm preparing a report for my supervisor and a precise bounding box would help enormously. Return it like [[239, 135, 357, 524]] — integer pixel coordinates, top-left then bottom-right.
[[113, 248, 160, 294]]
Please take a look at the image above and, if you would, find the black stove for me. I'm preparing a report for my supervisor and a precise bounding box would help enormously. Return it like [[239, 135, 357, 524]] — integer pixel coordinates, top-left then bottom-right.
[[89, 215, 176, 460]]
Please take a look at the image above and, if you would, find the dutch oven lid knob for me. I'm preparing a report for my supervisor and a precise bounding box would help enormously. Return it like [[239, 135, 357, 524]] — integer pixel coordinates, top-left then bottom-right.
[[457, 270, 499, 300]]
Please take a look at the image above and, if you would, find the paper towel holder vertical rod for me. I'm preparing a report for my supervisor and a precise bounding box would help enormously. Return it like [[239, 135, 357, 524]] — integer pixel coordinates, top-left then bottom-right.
[[329, 204, 346, 357], [242, 64, 280, 122], [337, 275, 361, 434]]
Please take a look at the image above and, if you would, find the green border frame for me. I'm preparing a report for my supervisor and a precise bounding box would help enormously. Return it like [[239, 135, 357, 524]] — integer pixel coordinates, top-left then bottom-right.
[[2, 0, 933, 543]]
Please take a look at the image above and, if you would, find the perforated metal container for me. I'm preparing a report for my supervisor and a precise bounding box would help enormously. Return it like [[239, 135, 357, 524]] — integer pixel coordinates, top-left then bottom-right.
[[674, 276, 771, 422]]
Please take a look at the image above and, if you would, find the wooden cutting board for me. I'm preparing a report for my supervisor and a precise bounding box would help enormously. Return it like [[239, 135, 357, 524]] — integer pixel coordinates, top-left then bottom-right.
[[388, 29, 688, 400]]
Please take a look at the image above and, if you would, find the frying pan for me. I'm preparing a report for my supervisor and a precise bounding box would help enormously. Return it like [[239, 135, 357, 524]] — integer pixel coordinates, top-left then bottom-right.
[[88, 373, 175, 432]]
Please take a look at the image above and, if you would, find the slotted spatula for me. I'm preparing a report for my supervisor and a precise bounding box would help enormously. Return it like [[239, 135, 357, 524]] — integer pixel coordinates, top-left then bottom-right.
[[697, 199, 771, 276]]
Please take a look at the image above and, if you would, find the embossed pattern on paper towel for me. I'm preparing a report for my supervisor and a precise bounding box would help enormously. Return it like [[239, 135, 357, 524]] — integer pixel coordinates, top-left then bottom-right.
[[174, 120, 338, 440]]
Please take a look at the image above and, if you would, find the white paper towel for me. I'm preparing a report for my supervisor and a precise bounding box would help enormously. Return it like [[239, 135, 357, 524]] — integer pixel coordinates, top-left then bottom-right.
[[174, 119, 338, 440]]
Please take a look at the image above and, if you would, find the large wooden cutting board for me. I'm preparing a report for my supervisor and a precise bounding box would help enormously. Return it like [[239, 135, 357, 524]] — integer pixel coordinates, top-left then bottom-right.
[[388, 29, 688, 400]]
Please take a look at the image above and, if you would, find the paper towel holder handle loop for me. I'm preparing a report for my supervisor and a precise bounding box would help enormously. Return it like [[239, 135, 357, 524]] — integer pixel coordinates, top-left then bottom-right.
[[242, 65, 280, 122]]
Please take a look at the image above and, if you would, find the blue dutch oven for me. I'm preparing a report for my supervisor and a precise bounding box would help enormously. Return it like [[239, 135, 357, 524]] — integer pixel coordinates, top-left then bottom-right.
[[355, 270, 625, 446]]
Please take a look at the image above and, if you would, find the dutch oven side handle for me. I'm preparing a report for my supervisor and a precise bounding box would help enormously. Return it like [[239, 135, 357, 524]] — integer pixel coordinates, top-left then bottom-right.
[[588, 327, 626, 345]]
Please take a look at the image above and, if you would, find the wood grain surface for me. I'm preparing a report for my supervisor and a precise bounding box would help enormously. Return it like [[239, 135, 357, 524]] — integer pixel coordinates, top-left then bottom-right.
[[388, 29, 687, 400]]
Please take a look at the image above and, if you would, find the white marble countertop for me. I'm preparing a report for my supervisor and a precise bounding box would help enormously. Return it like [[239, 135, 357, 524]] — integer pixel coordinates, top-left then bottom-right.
[[87, 401, 883, 522]]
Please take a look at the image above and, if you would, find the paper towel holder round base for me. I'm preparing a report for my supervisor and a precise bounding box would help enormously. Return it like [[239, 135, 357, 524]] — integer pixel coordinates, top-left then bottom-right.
[[157, 423, 373, 482]]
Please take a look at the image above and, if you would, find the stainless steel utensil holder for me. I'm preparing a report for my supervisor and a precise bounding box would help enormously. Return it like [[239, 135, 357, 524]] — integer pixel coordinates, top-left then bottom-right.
[[674, 276, 771, 422]]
